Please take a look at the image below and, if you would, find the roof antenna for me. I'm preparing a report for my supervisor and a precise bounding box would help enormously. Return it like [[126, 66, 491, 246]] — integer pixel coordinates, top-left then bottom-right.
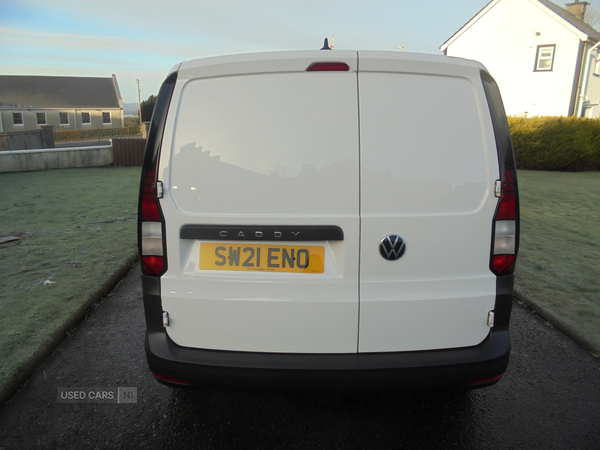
[[320, 38, 332, 50]]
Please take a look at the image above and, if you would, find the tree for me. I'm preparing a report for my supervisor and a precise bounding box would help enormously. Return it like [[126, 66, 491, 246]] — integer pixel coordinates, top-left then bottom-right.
[[139, 95, 157, 122], [583, 0, 600, 29]]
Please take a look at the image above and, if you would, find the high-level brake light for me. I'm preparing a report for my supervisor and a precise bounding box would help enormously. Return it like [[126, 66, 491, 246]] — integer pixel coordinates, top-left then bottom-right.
[[306, 62, 350, 72]]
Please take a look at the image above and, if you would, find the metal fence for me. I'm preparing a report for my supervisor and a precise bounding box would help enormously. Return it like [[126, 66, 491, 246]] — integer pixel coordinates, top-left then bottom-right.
[[112, 137, 146, 167]]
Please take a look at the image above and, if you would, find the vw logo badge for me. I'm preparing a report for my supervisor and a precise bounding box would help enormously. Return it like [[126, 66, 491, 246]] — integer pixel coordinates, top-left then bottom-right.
[[379, 235, 406, 261]]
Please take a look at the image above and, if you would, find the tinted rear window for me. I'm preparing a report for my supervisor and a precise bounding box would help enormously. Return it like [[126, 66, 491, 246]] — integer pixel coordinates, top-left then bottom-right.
[[168, 72, 360, 216]]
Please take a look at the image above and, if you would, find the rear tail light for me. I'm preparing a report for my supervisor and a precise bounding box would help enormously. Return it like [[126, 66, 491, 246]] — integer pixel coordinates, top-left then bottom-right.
[[140, 171, 166, 276], [491, 171, 518, 275], [496, 171, 516, 220]]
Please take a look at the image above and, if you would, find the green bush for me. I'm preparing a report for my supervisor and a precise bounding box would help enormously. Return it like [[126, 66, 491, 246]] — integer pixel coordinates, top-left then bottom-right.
[[54, 126, 141, 142], [124, 116, 140, 127], [140, 95, 157, 122], [508, 116, 600, 171]]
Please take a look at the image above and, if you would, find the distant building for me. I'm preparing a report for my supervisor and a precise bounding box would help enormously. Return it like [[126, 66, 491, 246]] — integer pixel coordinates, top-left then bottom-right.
[[0, 74, 124, 132], [440, 0, 600, 118]]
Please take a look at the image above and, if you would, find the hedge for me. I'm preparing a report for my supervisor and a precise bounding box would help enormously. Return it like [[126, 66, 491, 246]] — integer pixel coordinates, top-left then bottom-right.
[[508, 116, 600, 171], [54, 126, 141, 142]]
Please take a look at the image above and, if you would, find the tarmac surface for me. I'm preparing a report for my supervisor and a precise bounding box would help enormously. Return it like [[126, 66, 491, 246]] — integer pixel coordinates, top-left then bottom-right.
[[0, 263, 599, 449]]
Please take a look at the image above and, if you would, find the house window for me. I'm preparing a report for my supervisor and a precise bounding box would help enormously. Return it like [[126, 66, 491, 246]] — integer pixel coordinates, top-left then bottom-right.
[[102, 112, 111, 125], [36, 112, 46, 125], [535, 45, 556, 71], [12, 112, 23, 126], [81, 112, 91, 125], [59, 112, 69, 125]]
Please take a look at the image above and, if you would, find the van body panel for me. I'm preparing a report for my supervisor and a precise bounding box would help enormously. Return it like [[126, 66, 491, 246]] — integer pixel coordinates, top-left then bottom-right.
[[357, 54, 499, 352], [139, 50, 519, 388], [176, 50, 359, 80], [157, 56, 361, 353]]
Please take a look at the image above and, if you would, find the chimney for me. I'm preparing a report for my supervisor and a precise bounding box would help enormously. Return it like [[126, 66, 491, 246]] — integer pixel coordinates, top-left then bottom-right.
[[566, 1, 589, 21]]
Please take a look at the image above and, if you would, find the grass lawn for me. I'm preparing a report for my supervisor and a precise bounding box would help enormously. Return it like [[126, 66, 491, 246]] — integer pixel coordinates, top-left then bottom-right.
[[0, 167, 140, 398], [515, 170, 600, 353], [0, 167, 598, 400]]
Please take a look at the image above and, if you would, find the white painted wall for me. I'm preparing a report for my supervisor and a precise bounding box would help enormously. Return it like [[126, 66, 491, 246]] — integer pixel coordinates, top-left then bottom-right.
[[578, 49, 600, 117], [0, 145, 113, 173], [443, 0, 584, 117]]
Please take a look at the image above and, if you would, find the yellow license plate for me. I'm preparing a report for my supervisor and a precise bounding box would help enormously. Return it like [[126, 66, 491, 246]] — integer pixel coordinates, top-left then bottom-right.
[[200, 243, 324, 273]]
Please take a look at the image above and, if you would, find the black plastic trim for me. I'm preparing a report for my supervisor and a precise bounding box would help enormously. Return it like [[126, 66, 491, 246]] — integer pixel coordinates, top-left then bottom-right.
[[494, 274, 514, 332], [140, 72, 178, 174], [180, 225, 344, 241], [480, 70, 520, 274], [142, 274, 163, 332], [137, 72, 178, 277], [145, 328, 509, 391]]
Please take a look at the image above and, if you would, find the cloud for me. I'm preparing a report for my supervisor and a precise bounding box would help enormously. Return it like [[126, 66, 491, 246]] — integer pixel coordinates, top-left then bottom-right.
[[0, 27, 208, 59]]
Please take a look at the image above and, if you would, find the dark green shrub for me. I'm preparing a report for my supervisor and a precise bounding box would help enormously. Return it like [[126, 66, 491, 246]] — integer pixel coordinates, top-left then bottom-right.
[[508, 116, 600, 171], [140, 95, 157, 122]]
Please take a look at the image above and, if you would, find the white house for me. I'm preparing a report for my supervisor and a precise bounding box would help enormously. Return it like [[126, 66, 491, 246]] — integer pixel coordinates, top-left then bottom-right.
[[440, 0, 600, 118]]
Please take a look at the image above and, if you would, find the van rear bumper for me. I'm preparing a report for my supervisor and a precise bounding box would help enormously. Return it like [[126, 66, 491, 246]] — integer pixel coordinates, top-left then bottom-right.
[[143, 274, 513, 391], [146, 328, 510, 391]]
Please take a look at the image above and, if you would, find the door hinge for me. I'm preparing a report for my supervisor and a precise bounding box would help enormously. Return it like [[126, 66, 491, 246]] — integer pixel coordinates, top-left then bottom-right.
[[494, 180, 502, 198], [487, 311, 495, 327], [162, 311, 169, 327]]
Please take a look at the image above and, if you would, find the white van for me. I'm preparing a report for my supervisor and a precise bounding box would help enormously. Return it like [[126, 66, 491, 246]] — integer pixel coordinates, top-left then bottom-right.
[[138, 50, 519, 390]]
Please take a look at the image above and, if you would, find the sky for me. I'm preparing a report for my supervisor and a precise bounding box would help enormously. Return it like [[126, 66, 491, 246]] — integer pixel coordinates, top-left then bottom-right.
[[0, 0, 567, 104]]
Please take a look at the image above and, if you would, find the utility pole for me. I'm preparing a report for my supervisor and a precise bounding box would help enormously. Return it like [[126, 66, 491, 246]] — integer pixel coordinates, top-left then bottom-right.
[[136, 79, 142, 125]]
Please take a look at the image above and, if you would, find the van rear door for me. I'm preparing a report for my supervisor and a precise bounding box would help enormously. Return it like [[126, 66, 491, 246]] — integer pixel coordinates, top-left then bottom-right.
[[158, 52, 361, 354], [357, 52, 500, 353]]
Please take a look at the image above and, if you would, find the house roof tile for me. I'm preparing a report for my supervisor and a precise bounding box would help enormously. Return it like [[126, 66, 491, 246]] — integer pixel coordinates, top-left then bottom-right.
[[0, 75, 122, 109], [537, 0, 600, 41]]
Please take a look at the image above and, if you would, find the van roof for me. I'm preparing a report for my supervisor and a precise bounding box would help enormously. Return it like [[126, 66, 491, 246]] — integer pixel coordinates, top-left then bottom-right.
[[172, 50, 486, 79]]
